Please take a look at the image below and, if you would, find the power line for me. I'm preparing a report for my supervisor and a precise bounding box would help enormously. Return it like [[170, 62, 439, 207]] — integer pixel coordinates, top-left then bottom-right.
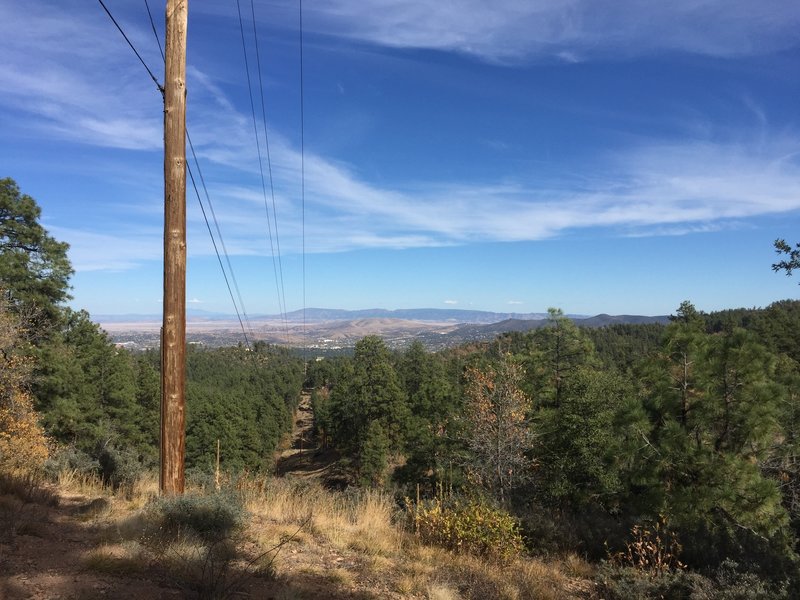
[[97, 0, 163, 95], [187, 131, 256, 343], [187, 162, 252, 350], [142, 0, 254, 344], [249, 0, 290, 343], [235, 0, 290, 344], [100, 0, 254, 349], [143, 0, 165, 61], [300, 0, 307, 367], [143, 0, 255, 348]]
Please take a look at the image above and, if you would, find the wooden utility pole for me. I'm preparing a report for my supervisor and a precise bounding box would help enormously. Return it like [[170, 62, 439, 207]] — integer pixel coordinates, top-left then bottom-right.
[[161, 0, 188, 495]]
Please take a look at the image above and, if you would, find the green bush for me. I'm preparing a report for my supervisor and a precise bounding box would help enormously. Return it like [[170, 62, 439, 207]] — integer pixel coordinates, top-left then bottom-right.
[[595, 564, 704, 600], [98, 444, 143, 491], [408, 497, 524, 562], [594, 560, 791, 600], [151, 491, 246, 544], [138, 491, 250, 599], [43, 445, 99, 479]]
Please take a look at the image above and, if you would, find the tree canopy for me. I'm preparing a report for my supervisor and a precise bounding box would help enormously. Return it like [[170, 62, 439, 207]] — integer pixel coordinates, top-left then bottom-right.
[[0, 178, 72, 325], [774, 238, 800, 281]]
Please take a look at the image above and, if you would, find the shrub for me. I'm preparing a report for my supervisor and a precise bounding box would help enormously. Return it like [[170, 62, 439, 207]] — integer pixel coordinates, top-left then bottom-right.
[[609, 517, 685, 576], [0, 389, 49, 474], [97, 444, 144, 492], [408, 497, 524, 562], [150, 491, 246, 544], [140, 491, 249, 599], [594, 564, 705, 600], [595, 560, 791, 600], [44, 445, 99, 479]]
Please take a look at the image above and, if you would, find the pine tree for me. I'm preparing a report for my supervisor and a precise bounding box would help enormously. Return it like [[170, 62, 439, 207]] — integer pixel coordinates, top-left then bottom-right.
[[328, 336, 410, 455], [0, 178, 72, 328], [641, 303, 792, 567]]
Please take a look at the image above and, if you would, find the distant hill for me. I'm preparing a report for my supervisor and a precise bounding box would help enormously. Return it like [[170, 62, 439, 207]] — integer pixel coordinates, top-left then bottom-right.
[[281, 307, 553, 323], [435, 313, 670, 346], [98, 308, 670, 351], [95, 307, 556, 325]]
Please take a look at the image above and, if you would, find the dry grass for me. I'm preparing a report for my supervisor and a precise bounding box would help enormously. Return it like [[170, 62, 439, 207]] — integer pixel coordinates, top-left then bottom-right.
[[42, 470, 592, 599], [57, 468, 106, 497], [427, 583, 461, 600], [83, 542, 148, 575], [244, 477, 401, 556]]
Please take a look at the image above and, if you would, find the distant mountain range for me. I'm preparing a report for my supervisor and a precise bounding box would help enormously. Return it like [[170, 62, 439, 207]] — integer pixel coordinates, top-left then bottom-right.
[[98, 307, 569, 324], [96, 307, 670, 327], [283, 307, 558, 323], [99, 308, 670, 351]]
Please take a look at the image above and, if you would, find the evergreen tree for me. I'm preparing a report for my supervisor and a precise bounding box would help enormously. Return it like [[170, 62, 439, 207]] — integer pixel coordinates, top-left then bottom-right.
[[0, 178, 72, 327], [396, 340, 459, 488], [359, 421, 390, 488], [529, 308, 595, 407], [773, 238, 800, 281], [641, 303, 792, 568], [328, 336, 410, 456], [534, 367, 641, 510]]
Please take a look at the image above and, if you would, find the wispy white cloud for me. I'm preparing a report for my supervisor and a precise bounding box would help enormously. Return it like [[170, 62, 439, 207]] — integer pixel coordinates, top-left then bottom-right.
[[302, 0, 800, 62], [8, 1, 799, 275], [444, 300, 458, 305], [142, 106, 800, 261], [51, 227, 161, 272], [274, 135, 800, 254], [0, 2, 163, 149]]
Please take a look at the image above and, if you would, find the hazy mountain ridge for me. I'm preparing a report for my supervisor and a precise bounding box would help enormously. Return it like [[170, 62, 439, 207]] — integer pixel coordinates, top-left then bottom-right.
[[100, 309, 669, 351], [95, 307, 556, 324]]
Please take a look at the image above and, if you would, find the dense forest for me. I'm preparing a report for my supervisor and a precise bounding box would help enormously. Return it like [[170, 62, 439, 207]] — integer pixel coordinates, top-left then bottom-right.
[[4, 176, 800, 596], [0, 177, 304, 486], [308, 301, 800, 593]]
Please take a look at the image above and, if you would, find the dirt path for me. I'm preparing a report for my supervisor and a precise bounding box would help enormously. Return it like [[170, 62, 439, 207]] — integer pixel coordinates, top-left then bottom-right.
[[276, 392, 343, 484], [0, 490, 180, 600]]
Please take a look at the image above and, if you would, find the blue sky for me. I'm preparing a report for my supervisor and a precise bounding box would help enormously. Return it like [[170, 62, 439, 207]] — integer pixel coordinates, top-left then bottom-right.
[[2, 0, 800, 317]]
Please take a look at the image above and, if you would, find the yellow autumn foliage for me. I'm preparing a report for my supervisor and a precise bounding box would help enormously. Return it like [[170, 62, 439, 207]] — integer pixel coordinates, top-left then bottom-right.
[[0, 389, 49, 473], [0, 296, 49, 474]]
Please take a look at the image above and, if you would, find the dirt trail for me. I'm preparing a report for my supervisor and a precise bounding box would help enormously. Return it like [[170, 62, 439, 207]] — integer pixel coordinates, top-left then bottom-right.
[[1, 491, 179, 600], [276, 392, 341, 482]]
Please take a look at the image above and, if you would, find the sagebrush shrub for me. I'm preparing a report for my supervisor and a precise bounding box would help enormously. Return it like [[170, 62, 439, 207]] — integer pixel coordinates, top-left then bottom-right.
[[151, 491, 246, 544]]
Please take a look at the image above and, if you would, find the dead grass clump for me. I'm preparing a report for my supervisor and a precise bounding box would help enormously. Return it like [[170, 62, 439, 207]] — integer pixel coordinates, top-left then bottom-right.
[[248, 478, 329, 524], [559, 552, 595, 579], [242, 476, 400, 557], [609, 517, 685, 577], [57, 468, 106, 497], [83, 543, 149, 576], [0, 471, 58, 506], [343, 488, 401, 556], [326, 566, 356, 588], [429, 552, 577, 600], [0, 472, 56, 543], [427, 583, 461, 600], [121, 471, 159, 509]]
